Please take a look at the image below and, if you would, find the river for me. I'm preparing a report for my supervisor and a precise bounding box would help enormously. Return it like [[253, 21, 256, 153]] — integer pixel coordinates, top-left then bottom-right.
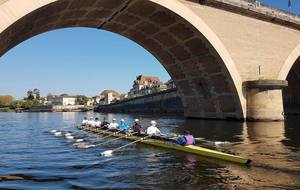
[[0, 112, 299, 189]]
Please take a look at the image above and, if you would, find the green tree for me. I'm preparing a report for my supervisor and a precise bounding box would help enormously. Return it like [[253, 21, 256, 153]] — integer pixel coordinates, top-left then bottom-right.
[[0, 95, 14, 107], [33, 88, 40, 100], [9, 100, 23, 109], [27, 90, 34, 100]]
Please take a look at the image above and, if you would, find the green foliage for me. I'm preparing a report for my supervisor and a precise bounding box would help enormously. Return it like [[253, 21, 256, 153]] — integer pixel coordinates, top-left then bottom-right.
[[0, 107, 12, 112], [9, 99, 41, 110], [27, 90, 34, 100], [33, 88, 40, 100], [9, 100, 22, 109], [0, 95, 14, 107]]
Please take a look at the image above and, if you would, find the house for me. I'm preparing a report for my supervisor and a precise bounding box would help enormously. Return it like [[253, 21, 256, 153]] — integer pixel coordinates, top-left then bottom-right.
[[92, 96, 101, 105], [48, 95, 77, 105], [100, 90, 120, 105], [85, 97, 94, 106], [128, 75, 161, 98], [165, 79, 176, 89]]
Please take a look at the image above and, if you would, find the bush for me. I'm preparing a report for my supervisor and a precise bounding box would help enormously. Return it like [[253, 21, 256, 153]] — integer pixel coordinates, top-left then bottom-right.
[[0, 96, 14, 107]]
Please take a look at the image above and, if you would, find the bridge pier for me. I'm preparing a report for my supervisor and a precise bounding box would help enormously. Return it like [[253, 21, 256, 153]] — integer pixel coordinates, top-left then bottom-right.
[[244, 80, 288, 121]]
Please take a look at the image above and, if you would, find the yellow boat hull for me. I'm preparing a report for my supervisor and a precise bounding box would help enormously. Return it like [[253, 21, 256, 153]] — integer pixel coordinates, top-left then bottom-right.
[[77, 125, 251, 165]]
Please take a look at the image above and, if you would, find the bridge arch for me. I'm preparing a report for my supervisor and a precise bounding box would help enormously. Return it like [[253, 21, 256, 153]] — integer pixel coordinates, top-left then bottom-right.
[[279, 44, 300, 115], [0, 0, 244, 120]]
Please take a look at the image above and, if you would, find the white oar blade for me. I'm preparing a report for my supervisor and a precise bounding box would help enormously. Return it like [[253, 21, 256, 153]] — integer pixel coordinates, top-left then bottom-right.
[[50, 130, 57, 133], [100, 150, 113, 157], [66, 136, 74, 139], [54, 132, 62, 136], [76, 143, 96, 149]]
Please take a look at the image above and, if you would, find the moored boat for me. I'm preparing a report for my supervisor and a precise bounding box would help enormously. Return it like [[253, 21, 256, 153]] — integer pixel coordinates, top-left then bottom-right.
[[77, 125, 251, 165]]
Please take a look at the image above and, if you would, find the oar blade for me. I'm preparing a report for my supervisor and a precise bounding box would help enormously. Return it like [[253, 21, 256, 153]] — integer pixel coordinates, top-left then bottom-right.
[[76, 139, 84, 142], [100, 150, 113, 157]]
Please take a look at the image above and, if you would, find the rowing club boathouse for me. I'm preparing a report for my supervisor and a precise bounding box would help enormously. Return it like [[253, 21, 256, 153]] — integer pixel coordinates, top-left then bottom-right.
[[2, 0, 300, 121]]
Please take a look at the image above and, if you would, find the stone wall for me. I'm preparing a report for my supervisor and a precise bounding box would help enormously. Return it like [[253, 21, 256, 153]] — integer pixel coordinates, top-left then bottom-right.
[[95, 89, 183, 115], [28, 105, 85, 112]]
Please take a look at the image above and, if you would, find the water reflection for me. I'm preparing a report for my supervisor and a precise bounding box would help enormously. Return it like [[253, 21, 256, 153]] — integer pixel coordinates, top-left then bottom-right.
[[283, 116, 300, 150], [176, 119, 244, 143]]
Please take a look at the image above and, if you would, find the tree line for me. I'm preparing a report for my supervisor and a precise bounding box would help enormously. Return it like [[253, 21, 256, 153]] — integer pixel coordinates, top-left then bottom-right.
[[0, 88, 42, 111]]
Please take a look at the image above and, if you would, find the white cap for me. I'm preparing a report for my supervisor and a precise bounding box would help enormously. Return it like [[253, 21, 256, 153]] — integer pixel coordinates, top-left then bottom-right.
[[151, 120, 156, 125], [90, 117, 93, 119], [112, 118, 116, 121], [135, 119, 139, 122], [121, 119, 125, 122]]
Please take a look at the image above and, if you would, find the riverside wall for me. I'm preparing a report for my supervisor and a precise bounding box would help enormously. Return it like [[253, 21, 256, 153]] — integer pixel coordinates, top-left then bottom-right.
[[28, 105, 85, 112], [95, 88, 183, 115]]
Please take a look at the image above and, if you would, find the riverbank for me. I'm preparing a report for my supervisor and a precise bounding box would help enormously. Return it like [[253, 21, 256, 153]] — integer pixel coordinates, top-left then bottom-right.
[[95, 88, 183, 115], [0, 107, 14, 112], [28, 105, 92, 112]]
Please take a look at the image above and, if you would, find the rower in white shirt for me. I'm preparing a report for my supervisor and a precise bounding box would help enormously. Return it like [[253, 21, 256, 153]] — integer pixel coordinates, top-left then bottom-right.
[[108, 118, 119, 131], [146, 120, 161, 136], [82, 117, 88, 126], [94, 117, 101, 128], [87, 117, 94, 127]]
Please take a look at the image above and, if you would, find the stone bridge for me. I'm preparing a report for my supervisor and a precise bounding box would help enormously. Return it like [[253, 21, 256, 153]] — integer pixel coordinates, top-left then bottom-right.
[[1, 0, 300, 121]]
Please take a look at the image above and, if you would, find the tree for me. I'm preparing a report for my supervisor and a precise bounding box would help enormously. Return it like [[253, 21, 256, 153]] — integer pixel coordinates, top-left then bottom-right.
[[0, 95, 14, 107], [27, 90, 34, 100], [9, 100, 22, 109], [33, 88, 40, 100]]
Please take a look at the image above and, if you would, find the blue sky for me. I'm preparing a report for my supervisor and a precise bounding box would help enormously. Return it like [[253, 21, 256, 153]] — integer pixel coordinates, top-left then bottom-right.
[[0, 0, 299, 99], [0, 29, 169, 99]]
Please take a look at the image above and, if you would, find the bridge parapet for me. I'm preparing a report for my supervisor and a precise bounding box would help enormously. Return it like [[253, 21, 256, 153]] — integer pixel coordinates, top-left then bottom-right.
[[187, 0, 300, 30]]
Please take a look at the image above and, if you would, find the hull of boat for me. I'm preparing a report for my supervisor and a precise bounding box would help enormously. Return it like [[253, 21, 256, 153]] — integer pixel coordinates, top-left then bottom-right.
[[77, 125, 251, 165]]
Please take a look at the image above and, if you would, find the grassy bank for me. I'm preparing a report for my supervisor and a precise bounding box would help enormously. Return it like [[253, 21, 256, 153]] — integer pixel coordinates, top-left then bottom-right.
[[0, 107, 14, 112]]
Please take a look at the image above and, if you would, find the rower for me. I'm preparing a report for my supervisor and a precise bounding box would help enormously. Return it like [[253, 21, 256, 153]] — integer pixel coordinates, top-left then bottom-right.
[[146, 120, 161, 136], [94, 117, 101, 128], [87, 117, 94, 127], [101, 117, 110, 129], [82, 117, 88, 126], [176, 130, 195, 146], [132, 119, 143, 135], [119, 119, 128, 133], [108, 118, 119, 132]]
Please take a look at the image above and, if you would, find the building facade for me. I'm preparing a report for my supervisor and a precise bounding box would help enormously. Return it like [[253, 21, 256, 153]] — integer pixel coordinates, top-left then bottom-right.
[[48, 96, 77, 106]]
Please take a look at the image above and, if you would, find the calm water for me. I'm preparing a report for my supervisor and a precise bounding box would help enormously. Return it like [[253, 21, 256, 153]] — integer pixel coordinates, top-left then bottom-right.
[[0, 112, 299, 190]]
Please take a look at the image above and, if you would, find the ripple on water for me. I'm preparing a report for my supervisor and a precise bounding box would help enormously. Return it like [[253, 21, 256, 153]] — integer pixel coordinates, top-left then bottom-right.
[[0, 112, 300, 189]]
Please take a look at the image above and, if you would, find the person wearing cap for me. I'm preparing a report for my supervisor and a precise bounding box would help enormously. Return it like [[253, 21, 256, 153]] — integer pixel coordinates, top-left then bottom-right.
[[146, 120, 161, 136], [94, 117, 101, 128], [176, 130, 195, 146], [87, 117, 94, 127], [101, 117, 110, 129], [82, 117, 88, 126], [119, 119, 128, 133], [108, 118, 119, 131], [132, 119, 143, 134]]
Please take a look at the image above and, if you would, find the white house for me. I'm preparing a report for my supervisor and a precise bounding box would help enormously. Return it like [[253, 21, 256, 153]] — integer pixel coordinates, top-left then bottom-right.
[[48, 96, 77, 105]]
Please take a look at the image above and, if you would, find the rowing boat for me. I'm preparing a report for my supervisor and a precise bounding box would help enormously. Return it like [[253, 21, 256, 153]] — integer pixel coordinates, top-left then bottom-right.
[[77, 125, 251, 165]]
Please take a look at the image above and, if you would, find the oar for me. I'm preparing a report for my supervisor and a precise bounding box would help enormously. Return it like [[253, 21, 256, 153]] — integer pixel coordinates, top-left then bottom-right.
[[100, 136, 150, 156], [90, 132, 138, 148], [97, 130, 123, 141]]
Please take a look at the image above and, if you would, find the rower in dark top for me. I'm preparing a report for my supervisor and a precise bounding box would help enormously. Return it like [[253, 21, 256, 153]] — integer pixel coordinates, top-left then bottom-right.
[[176, 130, 195, 146], [101, 117, 110, 129], [132, 119, 143, 135]]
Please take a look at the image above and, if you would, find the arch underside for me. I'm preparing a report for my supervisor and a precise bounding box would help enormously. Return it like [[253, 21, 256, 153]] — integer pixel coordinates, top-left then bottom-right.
[[0, 0, 243, 119], [283, 57, 300, 115]]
